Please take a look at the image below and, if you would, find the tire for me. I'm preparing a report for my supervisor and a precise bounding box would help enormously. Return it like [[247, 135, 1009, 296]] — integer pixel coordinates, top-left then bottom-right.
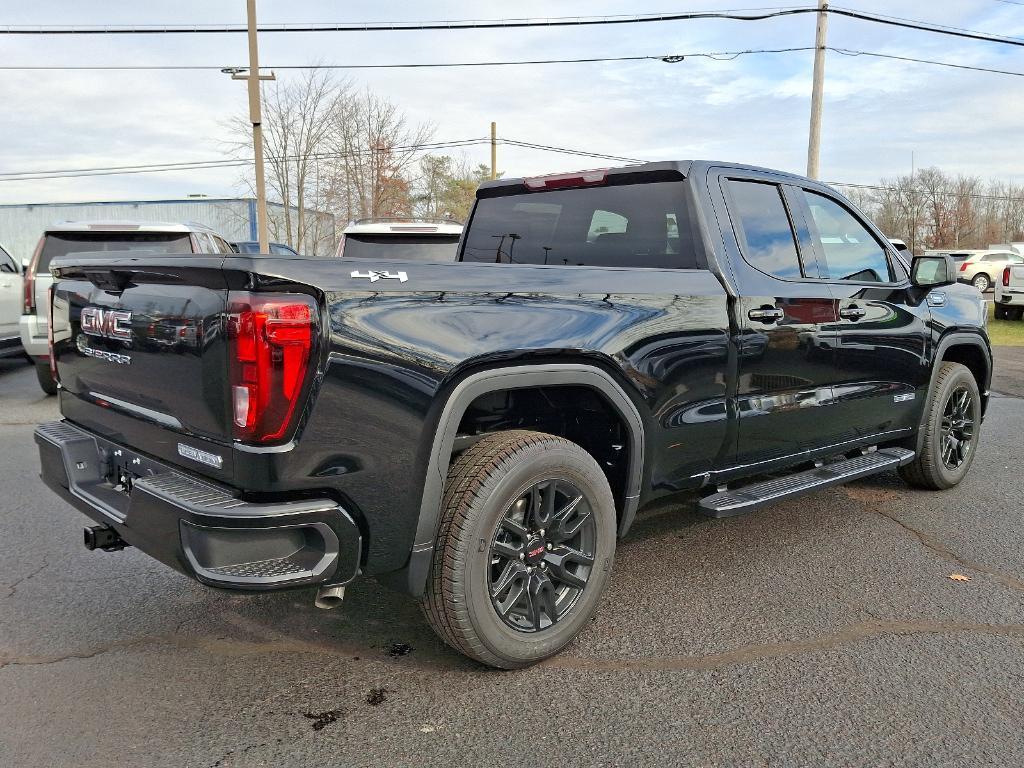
[[971, 273, 991, 292], [1009, 307, 1024, 321], [35, 360, 58, 396], [422, 429, 617, 669], [899, 362, 980, 490], [994, 303, 1009, 320]]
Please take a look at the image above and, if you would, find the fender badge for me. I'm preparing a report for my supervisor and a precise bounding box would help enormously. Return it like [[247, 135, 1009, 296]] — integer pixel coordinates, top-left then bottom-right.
[[351, 269, 408, 283], [894, 393, 915, 403]]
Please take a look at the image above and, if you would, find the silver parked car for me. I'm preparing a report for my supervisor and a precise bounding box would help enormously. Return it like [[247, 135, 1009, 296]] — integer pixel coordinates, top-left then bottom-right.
[[956, 250, 1024, 292]]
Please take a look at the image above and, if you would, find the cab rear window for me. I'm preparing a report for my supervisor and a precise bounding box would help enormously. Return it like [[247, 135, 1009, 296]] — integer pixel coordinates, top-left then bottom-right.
[[461, 181, 701, 269], [39, 232, 192, 271]]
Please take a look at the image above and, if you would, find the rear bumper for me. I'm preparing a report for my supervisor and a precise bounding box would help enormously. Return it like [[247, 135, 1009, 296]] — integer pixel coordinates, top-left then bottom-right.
[[19, 313, 47, 358], [995, 289, 1024, 305], [35, 420, 362, 591]]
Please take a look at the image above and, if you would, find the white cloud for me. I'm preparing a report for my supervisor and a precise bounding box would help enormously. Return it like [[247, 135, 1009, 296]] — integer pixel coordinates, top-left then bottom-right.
[[0, 0, 1022, 203]]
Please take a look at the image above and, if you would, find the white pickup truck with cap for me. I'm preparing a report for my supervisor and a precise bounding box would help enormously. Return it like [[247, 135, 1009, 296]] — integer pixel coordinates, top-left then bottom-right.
[[995, 261, 1024, 320]]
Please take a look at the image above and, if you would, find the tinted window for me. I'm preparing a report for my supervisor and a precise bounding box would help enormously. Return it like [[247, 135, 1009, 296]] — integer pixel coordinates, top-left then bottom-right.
[[0, 247, 16, 274], [461, 181, 700, 269], [803, 190, 892, 282], [727, 180, 803, 279], [343, 234, 460, 261], [38, 232, 192, 272]]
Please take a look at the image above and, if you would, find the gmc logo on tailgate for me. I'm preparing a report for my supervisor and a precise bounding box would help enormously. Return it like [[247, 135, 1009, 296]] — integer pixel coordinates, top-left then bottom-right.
[[81, 307, 132, 342]]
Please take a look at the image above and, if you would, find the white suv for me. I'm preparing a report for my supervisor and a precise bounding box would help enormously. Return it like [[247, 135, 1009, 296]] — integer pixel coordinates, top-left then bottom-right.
[[336, 218, 463, 261], [0, 243, 23, 359], [21, 221, 234, 394]]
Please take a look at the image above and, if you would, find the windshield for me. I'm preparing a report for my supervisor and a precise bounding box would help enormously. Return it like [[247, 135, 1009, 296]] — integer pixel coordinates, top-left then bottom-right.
[[39, 232, 192, 271], [342, 234, 460, 261]]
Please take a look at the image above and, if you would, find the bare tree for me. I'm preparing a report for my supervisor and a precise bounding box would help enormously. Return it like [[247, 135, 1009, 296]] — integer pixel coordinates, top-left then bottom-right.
[[225, 69, 346, 253], [326, 89, 434, 222]]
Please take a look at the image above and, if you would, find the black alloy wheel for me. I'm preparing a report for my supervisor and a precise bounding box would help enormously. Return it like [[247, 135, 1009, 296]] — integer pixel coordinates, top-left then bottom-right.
[[488, 478, 596, 632], [940, 386, 975, 470]]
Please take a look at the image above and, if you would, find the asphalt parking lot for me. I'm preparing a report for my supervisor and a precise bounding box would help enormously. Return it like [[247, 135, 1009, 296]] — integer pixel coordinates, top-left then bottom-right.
[[1, 351, 1023, 768]]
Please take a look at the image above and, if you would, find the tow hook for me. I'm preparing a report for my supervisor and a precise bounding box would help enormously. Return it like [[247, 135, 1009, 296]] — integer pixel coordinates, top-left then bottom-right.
[[83, 525, 129, 552], [315, 584, 346, 609]]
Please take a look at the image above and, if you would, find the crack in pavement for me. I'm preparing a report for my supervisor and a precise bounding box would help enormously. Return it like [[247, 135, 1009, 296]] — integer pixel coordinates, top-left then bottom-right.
[[544, 620, 1024, 671], [4, 618, 1024, 676], [865, 504, 1024, 594], [2, 554, 52, 599], [0, 633, 363, 672]]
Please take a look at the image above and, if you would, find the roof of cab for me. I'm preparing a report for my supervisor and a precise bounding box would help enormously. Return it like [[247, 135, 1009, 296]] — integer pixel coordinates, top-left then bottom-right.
[[476, 160, 824, 197]]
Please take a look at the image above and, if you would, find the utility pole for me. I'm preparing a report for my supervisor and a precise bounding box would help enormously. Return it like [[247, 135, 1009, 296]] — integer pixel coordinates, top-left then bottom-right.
[[806, 0, 828, 180], [227, 0, 275, 252], [490, 121, 497, 180]]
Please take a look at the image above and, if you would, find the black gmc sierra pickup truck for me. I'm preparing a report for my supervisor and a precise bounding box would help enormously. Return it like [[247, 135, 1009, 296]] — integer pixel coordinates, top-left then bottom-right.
[[35, 160, 991, 668]]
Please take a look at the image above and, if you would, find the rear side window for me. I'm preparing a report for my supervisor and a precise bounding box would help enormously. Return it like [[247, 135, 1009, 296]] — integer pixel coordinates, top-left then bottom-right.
[[461, 181, 701, 269], [727, 180, 803, 280], [38, 232, 192, 271], [802, 190, 892, 283]]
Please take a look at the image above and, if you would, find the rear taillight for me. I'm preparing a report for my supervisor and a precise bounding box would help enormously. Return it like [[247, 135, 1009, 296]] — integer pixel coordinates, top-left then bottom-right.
[[23, 236, 43, 314], [1004, 266, 1012, 287], [46, 285, 57, 384], [226, 292, 318, 444], [959, 262, 968, 272]]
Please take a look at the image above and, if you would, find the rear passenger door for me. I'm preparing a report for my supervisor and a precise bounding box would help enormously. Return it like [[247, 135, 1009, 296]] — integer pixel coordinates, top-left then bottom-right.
[[792, 186, 930, 442], [712, 169, 842, 469]]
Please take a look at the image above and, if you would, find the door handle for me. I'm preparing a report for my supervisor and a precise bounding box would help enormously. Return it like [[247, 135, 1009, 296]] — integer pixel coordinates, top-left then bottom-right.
[[839, 305, 866, 321], [747, 307, 784, 323]]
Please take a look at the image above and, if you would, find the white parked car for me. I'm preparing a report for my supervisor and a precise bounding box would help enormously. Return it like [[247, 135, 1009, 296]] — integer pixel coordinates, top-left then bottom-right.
[[21, 221, 234, 395], [995, 261, 1024, 320], [335, 218, 463, 261], [0, 243, 24, 359]]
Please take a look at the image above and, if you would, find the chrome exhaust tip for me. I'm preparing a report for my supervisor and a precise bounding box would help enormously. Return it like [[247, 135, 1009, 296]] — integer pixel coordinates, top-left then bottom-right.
[[315, 584, 346, 610]]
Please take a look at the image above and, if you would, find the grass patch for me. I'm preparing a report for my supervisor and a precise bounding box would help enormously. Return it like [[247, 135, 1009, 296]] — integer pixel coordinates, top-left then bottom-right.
[[988, 301, 1024, 346]]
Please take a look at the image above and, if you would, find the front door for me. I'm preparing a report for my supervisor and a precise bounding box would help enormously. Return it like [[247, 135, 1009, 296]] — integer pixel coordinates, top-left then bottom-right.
[[712, 171, 842, 471], [794, 187, 930, 442]]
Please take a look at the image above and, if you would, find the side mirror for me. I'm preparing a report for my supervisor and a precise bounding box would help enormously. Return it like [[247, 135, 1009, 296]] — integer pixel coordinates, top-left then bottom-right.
[[911, 254, 955, 288], [21, 259, 29, 274]]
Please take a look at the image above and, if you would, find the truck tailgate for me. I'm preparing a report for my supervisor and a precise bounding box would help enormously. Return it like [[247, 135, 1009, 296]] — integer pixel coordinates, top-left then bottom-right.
[[51, 256, 233, 458]]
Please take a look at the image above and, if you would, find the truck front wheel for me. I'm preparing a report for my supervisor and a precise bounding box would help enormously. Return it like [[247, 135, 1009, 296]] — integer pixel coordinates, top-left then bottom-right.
[[899, 362, 980, 490], [422, 430, 617, 668]]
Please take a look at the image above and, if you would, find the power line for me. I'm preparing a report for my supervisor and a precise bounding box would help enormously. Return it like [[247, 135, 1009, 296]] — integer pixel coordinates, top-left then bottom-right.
[[0, 139, 491, 182], [833, 181, 1024, 203], [830, 47, 1024, 77], [0, 8, 821, 34], [0, 48, 817, 71], [5, 6, 1024, 50], [3, 45, 1022, 80], [0, 137, 645, 182]]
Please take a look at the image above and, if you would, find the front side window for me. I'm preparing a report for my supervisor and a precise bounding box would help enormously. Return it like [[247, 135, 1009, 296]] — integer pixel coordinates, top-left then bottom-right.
[[727, 180, 803, 280], [802, 190, 892, 282], [461, 181, 700, 269]]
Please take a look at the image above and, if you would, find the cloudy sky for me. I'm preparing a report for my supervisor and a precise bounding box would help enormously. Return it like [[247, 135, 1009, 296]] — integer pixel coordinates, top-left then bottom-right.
[[1, 0, 1023, 204]]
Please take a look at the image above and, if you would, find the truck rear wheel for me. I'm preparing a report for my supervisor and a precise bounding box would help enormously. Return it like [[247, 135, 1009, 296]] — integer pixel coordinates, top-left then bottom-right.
[[35, 360, 58, 396], [899, 362, 980, 490], [995, 304, 1009, 320], [422, 430, 616, 668]]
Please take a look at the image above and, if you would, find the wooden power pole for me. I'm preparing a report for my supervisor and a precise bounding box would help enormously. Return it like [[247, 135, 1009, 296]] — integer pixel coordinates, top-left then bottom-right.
[[490, 122, 497, 180], [229, 0, 275, 252], [806, 0, 828, 180]]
